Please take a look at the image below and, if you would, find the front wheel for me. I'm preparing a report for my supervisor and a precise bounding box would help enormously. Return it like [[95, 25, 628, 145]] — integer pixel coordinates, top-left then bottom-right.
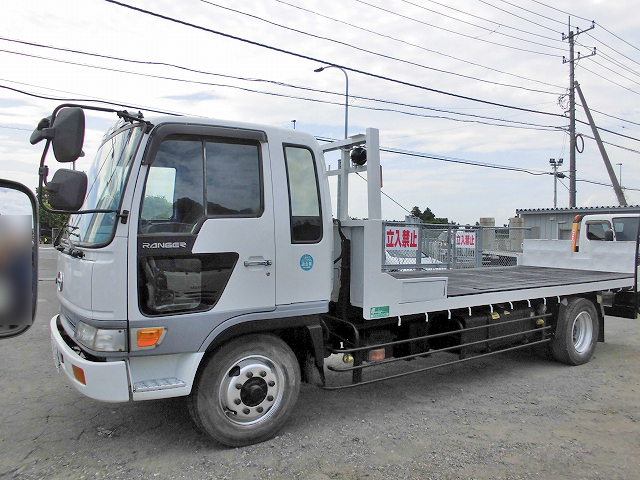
[[188, 334, 301, 447], [550, 297, 599, 365]]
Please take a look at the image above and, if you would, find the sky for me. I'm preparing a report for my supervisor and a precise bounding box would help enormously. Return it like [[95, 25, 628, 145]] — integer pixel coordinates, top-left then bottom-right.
[[1, 0, 640, 225]]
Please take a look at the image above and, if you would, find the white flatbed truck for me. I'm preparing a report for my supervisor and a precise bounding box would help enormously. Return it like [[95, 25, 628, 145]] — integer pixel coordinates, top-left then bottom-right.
[[21, 105, 639, 446]]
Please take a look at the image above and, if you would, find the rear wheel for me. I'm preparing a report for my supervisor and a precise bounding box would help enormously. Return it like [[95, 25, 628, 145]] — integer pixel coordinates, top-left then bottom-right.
[[188, 334, 301, 447], [550, 297, 599, 365]]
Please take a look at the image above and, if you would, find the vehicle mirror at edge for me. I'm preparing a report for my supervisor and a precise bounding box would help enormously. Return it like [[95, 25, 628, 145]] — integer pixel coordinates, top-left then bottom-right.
[[0, 180, 38, 339]]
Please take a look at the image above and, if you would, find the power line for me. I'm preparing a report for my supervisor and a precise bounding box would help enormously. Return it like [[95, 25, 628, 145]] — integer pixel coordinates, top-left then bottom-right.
[[577, 63, 640, 97], [353, 0, 564, 56], [586, 108, 640, 128], [526, 0, 591, 24], [416, 0, 563, 41], [594, 23, 640, 55], [271, 0, 565, 90], [576, 177, 640, 192], [477, 0, 564, 32], [379, 146, 550, 175], [588, 58, 640, 88], [579, 132, 640, 155], [397, 0, 564, 46], [0, 125, 31, 132], [354, 172, 413, 215], [321, 135, 640, 194], [590, 48, 640, 79], [585, 34, 640, 70], [381, 145, 640, 192], [0, 49, 563, 131], [0, 37, 564, 127], [102, 0, 567, 119], [526, 0, 640, 65], [0, 83, 181, 116], [6, 81, 638, 196], [198, 0, 561, 95]]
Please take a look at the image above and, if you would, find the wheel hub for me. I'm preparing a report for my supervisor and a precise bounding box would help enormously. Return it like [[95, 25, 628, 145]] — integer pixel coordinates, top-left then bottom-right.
[[572, 311, 593, 354], [240, 378, 268, 407], [221, 356, 281, 424]]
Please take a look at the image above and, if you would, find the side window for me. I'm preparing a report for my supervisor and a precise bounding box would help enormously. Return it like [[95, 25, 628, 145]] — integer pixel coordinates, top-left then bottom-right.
[[586, 221, 611, 241], [138, 253, 238, 316], [140, 136, 204, 233], [613, 217, 639, 241], [206, 141, 262, 216], [284, 146, 322, 243]]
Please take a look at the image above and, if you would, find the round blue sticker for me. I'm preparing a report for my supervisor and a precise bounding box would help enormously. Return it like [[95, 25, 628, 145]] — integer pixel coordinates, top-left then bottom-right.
[[300, 254, 314, 271]]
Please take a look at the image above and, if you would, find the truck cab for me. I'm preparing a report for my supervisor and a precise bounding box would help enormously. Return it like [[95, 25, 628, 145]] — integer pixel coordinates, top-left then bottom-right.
[[43, 108, 334, 444], [572, 213, 640, 252]]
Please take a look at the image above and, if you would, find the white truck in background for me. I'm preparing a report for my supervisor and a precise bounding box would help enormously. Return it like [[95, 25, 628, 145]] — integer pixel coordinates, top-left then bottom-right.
[[19, 104, 639, 447]]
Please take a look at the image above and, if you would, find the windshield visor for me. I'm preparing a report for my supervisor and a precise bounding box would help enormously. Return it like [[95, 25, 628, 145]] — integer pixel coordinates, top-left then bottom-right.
[[68, 123, 144, 246]]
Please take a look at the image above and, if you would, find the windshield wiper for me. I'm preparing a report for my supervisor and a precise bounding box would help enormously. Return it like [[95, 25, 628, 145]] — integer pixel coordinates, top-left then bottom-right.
[[56, 224, 84, 258]]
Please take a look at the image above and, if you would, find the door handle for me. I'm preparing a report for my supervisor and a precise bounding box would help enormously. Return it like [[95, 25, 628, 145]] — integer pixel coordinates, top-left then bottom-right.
[[244, 259, 273, 267]]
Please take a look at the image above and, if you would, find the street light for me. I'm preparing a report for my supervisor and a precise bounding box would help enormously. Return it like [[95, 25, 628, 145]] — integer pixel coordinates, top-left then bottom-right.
[[550, 158, 564, 209], [315, 65, 349, 219], [314, 65, 349, 139], [617, 163, 622, 189]]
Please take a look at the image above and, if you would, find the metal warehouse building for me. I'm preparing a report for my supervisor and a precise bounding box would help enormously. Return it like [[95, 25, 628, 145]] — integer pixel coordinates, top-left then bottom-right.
[[515, 206, 640, 240]]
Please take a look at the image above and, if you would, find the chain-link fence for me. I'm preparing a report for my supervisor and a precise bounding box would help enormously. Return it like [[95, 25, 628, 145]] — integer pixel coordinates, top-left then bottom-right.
[[382, 222, 532, 271]]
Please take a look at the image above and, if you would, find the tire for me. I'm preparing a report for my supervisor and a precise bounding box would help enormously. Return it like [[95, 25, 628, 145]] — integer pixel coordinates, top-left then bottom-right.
[[188, 334, 301, 447], [550, 297, 599, 365]]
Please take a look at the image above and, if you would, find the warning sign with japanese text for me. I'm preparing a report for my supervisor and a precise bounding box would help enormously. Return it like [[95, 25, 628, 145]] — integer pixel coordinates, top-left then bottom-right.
[[455, 231, 476, 249], [385, 226, 419, 251]]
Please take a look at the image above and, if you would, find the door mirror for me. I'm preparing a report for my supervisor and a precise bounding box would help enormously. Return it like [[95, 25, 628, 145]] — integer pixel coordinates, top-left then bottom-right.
[[0, 180, 38, 339], [52, 108, 85, 163], [604, 229, 614, 242], [47, 169, 87, 211]]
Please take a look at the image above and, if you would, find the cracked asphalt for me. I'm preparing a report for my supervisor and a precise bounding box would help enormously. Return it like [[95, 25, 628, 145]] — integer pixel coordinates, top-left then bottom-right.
[[1, 247, 640, 479]]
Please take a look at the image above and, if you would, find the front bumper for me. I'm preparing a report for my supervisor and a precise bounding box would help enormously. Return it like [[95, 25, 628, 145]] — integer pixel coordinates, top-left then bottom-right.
[[50, 315, 130, 402]]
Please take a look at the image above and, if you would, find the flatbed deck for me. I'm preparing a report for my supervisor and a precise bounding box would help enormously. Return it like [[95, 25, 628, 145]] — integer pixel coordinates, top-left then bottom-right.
[[389, 265, 634, 297]]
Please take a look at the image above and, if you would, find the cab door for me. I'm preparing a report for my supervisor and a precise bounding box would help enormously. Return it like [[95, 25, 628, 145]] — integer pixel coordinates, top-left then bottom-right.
[[129, 126, 275, 336]]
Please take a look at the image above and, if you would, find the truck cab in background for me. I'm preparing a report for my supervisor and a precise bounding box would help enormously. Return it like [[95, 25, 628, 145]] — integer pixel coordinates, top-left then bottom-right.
[[571, 213, 640, 252]]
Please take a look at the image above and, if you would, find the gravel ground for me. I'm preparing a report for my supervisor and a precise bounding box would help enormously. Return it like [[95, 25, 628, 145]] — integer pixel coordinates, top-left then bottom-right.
[[1, 268, 639, 479]]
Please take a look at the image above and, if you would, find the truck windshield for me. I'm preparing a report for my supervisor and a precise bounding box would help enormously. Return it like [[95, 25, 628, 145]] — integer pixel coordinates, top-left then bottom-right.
[[67, 122, 144, 246]]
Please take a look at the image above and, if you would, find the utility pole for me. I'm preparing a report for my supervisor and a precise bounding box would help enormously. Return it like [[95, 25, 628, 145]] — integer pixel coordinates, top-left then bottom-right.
[[563, 18, 595, 207]]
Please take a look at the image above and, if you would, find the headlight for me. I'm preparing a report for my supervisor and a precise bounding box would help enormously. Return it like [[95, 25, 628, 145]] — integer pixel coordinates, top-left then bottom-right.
[[75, 321, 127, 352]]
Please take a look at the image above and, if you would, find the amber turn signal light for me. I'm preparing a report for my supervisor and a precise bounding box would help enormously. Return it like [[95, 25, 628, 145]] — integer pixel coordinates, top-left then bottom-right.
[[137, 328, 165, 348]]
